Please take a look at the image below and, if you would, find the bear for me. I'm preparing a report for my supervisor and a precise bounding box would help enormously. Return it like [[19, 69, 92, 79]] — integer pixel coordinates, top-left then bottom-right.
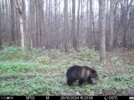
[[66, 65, 98, 86]]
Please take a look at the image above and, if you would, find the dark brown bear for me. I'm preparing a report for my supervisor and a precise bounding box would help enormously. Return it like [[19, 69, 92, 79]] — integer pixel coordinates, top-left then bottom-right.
[[66, 65, 98, 86]]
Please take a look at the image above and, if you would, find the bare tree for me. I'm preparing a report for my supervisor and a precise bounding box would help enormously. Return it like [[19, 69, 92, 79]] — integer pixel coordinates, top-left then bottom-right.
[[55, 0, 57, 21], [13, 0, 25, 51], [92, 1, 96, 48], [64, 0, 68, 52], [22, 0, 26, 44], [0, 3, 2, 49], [86, 0, 89, 47], [45, 0, 52, 48], [39, 0, 45, 48], [89, 0, 93, 47], [86, 0, 94, 48], [120, 0, 133, 49], [28, 0, 36, 48], [76, 0, 80, 50], [1, 0, 134, 51], [5, 0, 10, 44], [15, 2, 20, 46], [71, 0, 76, 49], [10, 0, 15, 45], [35, 0, 40, 48], [99, 0, 106, 62], [109, 0, 115, 52]]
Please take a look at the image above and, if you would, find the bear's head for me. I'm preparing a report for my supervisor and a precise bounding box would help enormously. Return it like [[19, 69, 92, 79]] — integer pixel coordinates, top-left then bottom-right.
[[83, 66, 98, 79]]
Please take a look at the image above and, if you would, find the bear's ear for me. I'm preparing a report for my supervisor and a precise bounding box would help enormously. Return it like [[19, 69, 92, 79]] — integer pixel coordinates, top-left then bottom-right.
[[91, 69, 96, 73]]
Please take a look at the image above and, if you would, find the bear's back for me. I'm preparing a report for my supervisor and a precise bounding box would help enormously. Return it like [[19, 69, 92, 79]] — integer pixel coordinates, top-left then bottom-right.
[[66, 65, 82, 79]]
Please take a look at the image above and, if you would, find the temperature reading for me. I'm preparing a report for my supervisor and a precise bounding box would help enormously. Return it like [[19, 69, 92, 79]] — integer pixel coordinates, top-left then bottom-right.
[[104, 96, 118, 100], [129, 97, 134, 100], [46, 96, 49, 100]]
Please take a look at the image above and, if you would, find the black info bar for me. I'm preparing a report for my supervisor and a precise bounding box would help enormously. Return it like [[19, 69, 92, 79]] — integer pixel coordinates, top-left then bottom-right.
[[0, 96, 132, 100]]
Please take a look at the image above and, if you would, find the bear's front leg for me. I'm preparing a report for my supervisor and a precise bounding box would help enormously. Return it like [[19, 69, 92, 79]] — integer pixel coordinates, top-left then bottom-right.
[[87, 77, 94, 84]]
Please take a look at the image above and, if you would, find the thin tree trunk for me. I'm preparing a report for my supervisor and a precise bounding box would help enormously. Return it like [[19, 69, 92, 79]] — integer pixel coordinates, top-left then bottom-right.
[[39, 0, 45, 48], [14, 0, 25, 51], [89, 0, 93, 48], [35, 0, 39, 48], [6, 0, 10, 44], [64, 0, 68, 52], [55, 0, 57, 21], [15, 6, 20, 46], [29, 0, 36, 48], [72, 0, 76, 49], [0, 4, 2, 49], [47, 0, 52, 48], [22, 0, 26, 47], [86, 0, 89, 48], [10, 0, 15, 45], [109, 0, 115, 52], [45, 0, 49, 48], [76, 0, 80, 50], [29, 0, 32, 48], [99, 0, 106, 62], [92, 11, 96, 48]]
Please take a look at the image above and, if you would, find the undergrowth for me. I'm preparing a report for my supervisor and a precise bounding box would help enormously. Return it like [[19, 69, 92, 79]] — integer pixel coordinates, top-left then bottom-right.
[[0, 46, 134, 95]]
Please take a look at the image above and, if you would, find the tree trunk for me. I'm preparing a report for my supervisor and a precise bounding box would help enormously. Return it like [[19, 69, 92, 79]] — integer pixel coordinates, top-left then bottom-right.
[[109, 0, 115, 52], [99, 0, 106, 62], [0, 4, 2, 49], [13, 0, 25, 51], [55, 0, 57, 21], [35, 0, 40, 48], [22, 0, 26, 46], [64, 0, 68, 52], [28, 0, 36, 48], [38, 0, 45, 48], [76, 0, 80, 50], [6, 0, 10, 45], [15, 4, 20, 46], [10, 0, 15, 45], [72, 0, 76, 49], [86, 0, 89, 47], [89, 0, 93, 48]]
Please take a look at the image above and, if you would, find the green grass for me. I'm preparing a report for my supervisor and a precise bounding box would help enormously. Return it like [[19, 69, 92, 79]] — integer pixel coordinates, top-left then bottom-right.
[[0, 46, 134, 95]]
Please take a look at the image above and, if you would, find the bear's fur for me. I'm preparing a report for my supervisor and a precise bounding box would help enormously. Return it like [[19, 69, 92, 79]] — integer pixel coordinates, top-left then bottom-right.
[[66, 65, 98, 86]]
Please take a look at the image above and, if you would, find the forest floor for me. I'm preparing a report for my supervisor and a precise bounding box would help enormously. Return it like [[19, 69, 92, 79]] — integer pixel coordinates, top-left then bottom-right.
[[0, 46, 134, 96]]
